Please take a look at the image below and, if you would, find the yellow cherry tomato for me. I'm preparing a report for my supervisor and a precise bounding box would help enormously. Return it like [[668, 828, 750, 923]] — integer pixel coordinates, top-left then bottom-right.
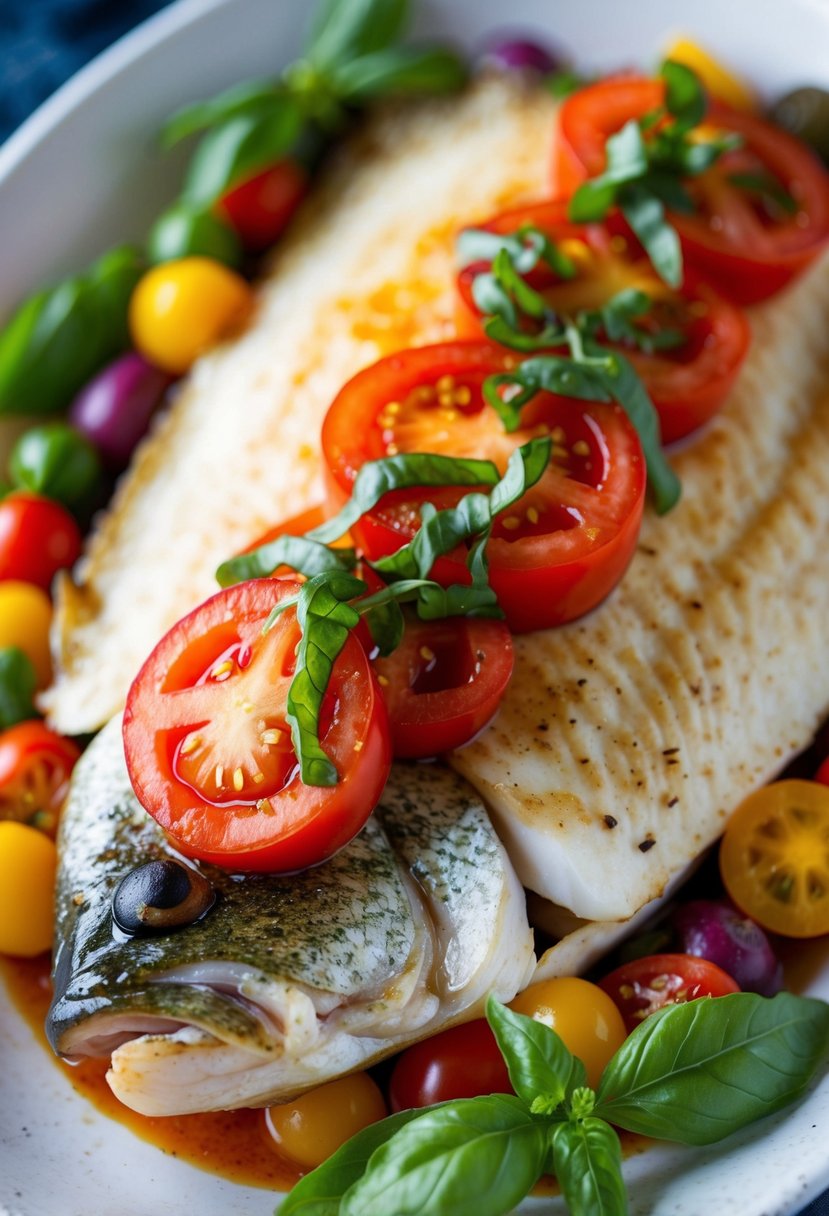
[[0, 580, 52, 688], [265, 1072, 387, 1171], [664, 37, 756, 112], [509, 977, 627, 1089], [129, 257, 253, 375], [720, 779, 829, 939], [0, 821, 57, 956]]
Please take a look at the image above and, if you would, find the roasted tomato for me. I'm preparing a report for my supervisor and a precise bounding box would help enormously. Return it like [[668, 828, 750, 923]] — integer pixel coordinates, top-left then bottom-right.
[[373, 615, 513, 758], [456, 200, 750, 444], [123, 578, 391, 872], [599, 953, 740, 1034], [0, 721, 81, 835], [720, 780, 829, 939], [389, 1019, 512, 1112], [553, 77, 829, 304], [321, 342, 646, 633]]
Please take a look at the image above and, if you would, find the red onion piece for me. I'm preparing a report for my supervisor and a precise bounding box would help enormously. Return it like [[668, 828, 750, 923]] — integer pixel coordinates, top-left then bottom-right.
[[69, 353, 173, 470]]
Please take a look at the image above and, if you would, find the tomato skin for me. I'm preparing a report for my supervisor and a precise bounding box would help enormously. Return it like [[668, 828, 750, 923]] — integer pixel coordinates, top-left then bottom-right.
[[123, 578, 391, 872], [720, 779, 829, 939], [816, 757, 829, 787], [0, 821, 57, 957], [456, 200, 751, 445], [0, 720, 80, 835], [374, 616, 513, 758], [554, 78, 829, 304], [321, 342, 646, 633], [0, 492, 82, 592], [509, 978, 627, 1089], [389, 1019, 511, 1112], [0, 581, 53, 689], [265, 1072, 386, 1170], [218, 160, 308, 252], [599, 953, 740, 1034]]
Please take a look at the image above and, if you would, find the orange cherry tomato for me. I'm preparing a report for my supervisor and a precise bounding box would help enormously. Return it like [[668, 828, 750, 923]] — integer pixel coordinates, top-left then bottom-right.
[[509, 977, 627, 1088], [264, 1072, 386, 1170]]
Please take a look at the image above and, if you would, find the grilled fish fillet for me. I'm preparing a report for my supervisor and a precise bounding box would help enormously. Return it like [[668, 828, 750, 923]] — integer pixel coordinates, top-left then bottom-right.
[[47, 718, 534, 1116], [45, 75, 829, 925]]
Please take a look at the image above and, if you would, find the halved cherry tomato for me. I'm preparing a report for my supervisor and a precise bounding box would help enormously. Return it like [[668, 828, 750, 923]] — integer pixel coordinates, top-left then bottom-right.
[[389, 1019, 511, 1112], [0, 721, 80, 835], [509, 977, 627, 1088], [321, 342, 646, 633], [123, 578, 391, 872], [374, 615, 513, 758], [218, 160, 308, 252], [456, 200, 750, 444], [553, 77, 829, 304], [0, 492, 82, 592], [720, 779, 829, 938], [599, 953, 740, 1034]]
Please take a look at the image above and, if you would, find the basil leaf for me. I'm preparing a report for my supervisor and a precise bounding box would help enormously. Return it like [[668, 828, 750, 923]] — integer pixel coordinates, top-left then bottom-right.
[[728, 171, 798, 216], [362, 594, 406, 655], [473, 273, 518, 329], [88, 246, 144, 351], [341, 1094, 547, 1216], [583, 288, 684, 355], [595, 992, 829, 1146], [486, 995, 584, 1111], [286, 572, 365, 786], [279, 1107, 429, 1216], [661, 59, 706, 133], [216, 536, 356, 586], [568, 120, 648, 223], [161, 78, 281, 147], [307, 453, 500, 544], [414, 532, 502, 620], [331, 46, 466, 100], [457, 226, 573, 280], [483, 355, 611, 433], [308, 0, 409, 71], [0, 647, 38, 730], [183, 103, 303, 207], [551, 1117, 628, 1216], [619, 183, 683, 289], [645, 169, 696, 214]]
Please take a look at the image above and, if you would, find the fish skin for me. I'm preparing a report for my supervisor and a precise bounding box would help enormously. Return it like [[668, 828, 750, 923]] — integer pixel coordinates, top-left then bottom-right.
[[49, 718, 534, 1115]]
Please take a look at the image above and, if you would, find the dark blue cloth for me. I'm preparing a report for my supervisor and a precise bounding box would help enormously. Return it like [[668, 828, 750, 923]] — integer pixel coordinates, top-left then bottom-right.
[[1, 4, 828, 1214]]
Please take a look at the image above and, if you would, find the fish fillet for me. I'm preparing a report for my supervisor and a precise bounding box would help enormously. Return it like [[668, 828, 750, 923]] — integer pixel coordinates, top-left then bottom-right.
[[48, 718, 534, 1116]]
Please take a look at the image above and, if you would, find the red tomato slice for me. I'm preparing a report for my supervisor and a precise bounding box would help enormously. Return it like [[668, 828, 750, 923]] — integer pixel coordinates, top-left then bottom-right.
[[456, 199, 750, 444], [599, 952, 740, 1034], [123, 578, 391, 872], [388, 1019, 511, 1112], [553, 77, 829, 304], [0, 720, 81, 836], [321, 342, 646, 633], [217, 159, 307, 252], [373, 615, 513, 758], [0, 492, 82, 592]]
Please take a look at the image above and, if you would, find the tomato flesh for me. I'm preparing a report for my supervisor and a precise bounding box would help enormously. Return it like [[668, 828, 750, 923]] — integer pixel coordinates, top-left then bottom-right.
[[0, 721, 80, 836], [456, 200, 750, 444], [553, 77, 829, 304], [374, 615, 513, 758], [321, 342, 646, 633], [389, 1019, 511, 1111], [123, 578, 391, 872], [599, 952, 740, 1034]]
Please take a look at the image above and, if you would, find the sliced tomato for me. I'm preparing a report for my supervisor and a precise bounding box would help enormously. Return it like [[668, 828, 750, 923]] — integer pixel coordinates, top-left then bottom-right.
[[373, 615, 513, 758], [456, 199, 750, 444], [720, 779, 829, 939], [321, 342, 646, 634], [553, 77, 829, 304], [123, 578, 391, 873], [217, 159, 307, 252], [388, 1019, 511, 1112], [0, 720, 81, 836], [599, 953, 740, 1034]]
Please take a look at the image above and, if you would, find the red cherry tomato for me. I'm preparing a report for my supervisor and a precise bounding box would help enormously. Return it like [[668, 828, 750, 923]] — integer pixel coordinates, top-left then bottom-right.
[[0, 720, 80, 836], [599, 952, 740, 1034], [553, 77, 829, 305], [123, 578, 391, 872], [373, 615, 513, 758], [456, 199, 750, 445], [389, 1019, 511, 1112], [321, 342, 646, 633], [816, 756, 829, 786], [0, 492, 82, 592], [218, 160, 307, 252]]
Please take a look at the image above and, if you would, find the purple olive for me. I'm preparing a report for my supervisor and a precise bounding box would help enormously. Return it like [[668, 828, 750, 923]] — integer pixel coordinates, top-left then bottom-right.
[[674, 900, 783, 996], [69, 352, 173, 470], [481, 36, 560, 76]]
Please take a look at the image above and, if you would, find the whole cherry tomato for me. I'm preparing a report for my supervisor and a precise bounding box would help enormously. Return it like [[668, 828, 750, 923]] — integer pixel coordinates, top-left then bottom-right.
[[0, 492, 82, 592], [389, 1019, 511, 1112]]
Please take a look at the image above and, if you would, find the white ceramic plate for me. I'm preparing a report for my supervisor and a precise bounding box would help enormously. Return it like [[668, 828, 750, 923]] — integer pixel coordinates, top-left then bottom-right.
[[2, 1, 829, 1213]]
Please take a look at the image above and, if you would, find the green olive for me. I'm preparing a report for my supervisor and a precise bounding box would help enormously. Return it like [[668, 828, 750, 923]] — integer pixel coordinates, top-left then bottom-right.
[[771, 87, 829, 164], [9, 421, 101, 509], [148, 203, 243, 269]]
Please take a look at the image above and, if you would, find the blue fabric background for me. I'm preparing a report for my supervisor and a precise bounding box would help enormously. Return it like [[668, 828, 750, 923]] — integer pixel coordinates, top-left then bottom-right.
[[0, 2, 827, 1212]]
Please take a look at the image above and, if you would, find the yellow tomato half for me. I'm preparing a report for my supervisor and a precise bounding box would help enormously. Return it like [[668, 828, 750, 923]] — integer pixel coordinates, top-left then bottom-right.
[[0, 821, 57, 956], [265, 1072, 387, 1171], [509, 976, 627, 1089]]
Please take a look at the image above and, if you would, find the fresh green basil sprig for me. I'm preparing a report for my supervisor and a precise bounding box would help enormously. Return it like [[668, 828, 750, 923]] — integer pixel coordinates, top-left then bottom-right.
[[9, 421, 102, 510], [280, 990, 829, 1216], [568, 60, 740, 288]]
